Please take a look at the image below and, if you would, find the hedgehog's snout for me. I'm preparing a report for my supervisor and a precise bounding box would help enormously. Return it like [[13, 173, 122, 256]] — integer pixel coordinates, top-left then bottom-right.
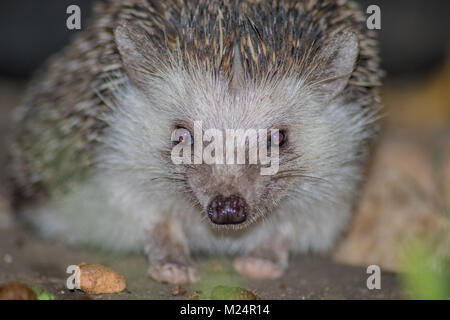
[[207, 194, 248, 225]]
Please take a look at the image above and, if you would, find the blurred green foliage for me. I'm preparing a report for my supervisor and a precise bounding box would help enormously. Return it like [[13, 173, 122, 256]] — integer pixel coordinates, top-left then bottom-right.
[[31, 287, 56, 300], [400, 238, 450, 299]]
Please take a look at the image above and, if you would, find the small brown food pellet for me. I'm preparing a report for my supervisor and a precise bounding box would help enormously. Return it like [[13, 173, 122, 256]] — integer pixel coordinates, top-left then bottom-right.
[[77, 262, 126, 294], [171, 285, 187, 296], [0, 283, 37, 300], [188, 291, 200, 300]]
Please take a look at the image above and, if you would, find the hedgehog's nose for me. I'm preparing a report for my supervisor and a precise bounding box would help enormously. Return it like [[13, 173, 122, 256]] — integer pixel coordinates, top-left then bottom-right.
[[207, 194, 248, 225]]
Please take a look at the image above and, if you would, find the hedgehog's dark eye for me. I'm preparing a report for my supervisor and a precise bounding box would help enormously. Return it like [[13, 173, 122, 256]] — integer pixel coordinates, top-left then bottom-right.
[[172, 127, 193, 146], [267, 130, 286, 149]]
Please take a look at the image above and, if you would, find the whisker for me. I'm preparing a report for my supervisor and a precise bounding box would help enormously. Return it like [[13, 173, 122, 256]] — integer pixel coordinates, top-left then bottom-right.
[[283, 153, 303, 164], [275, 168, 307, 175], [272, 173, 328, 183]]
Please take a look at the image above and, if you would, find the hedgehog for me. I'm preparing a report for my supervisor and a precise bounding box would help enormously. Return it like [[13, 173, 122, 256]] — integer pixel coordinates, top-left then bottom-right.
[[10, 0, 382, 284]]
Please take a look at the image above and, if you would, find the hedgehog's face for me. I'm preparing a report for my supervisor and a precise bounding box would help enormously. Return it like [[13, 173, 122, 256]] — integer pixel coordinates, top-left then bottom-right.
[[114, 23, 361, 229], [165, 77, 306, 229], [171, 121, 289, 228]]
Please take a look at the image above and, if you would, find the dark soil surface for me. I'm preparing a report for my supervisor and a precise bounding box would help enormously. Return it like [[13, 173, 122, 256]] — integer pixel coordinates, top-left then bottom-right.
[[0, 227, 403, 300]]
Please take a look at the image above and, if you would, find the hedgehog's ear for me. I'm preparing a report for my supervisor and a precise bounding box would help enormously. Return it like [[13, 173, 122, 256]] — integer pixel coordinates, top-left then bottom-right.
[[310, 29, 359, 102], [115, 22, 157, 90]]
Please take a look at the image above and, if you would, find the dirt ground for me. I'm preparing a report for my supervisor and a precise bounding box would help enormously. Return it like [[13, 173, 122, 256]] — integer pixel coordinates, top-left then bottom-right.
[[1, 57, 449, 299], [0, 228, 402, 300]]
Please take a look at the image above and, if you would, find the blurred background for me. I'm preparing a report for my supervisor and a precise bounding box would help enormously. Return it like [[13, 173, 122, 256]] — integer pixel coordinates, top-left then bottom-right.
[[0, 0, 449, 78], [0, 0, 449, 299]]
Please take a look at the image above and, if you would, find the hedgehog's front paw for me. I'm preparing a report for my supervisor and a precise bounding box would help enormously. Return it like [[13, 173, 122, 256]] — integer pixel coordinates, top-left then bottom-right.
[[145, 219, 199, 284], [233, 256, 284, 280], [148, 263, 199, 284]]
